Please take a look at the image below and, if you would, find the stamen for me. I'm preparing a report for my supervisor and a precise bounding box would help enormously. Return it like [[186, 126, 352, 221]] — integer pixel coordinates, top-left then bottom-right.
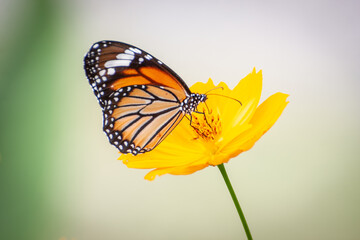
[[190, 107, 221, 141]]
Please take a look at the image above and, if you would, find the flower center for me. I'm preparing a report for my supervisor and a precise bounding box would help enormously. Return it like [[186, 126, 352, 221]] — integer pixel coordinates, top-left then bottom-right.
[[191, 108, 221, 141]]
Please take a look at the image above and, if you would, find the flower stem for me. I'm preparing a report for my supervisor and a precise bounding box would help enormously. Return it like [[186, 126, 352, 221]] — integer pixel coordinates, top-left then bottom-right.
[[218, 164, 253, 240]]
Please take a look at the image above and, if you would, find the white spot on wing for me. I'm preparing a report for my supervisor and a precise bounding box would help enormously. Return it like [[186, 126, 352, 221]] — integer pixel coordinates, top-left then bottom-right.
[[145, 54, 153, 60], [129, 47, 142, 54], [104, 60, 131, 68], [124, 49, 134, 55], [107, 68, 116, 75], [116, 53, 135, 60], [93, 43, 99, 49], [99, 69, 106, 76]]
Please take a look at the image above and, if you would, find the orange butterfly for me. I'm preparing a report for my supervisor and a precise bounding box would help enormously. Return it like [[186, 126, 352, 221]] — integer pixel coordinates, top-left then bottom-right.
[[84, 41, 207, 155]]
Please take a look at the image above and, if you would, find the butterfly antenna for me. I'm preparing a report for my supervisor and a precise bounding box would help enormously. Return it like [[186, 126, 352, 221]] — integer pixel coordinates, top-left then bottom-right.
[[204, 86, 224, 94], [206, 93, 242, 106]]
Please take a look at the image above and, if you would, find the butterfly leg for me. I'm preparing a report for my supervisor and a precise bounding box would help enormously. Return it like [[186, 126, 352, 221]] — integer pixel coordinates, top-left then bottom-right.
[[186, 114, 201, 131], [185, 114, 195, 127], [186, 114, 208, 139]]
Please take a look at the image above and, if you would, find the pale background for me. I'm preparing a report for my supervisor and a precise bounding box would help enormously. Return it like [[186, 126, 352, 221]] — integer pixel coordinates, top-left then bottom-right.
[[0, 0, 359, 239]]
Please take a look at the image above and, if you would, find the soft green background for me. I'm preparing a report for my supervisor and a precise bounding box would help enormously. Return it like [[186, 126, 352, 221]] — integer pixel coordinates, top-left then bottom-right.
[[1, 0, 359, 239]]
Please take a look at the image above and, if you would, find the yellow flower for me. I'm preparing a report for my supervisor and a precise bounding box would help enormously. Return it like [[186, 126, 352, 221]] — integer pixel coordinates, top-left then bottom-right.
[[120, 68, 289, 180]]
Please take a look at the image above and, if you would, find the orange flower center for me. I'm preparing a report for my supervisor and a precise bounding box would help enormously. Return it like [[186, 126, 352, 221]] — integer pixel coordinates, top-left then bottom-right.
[[191, 108, 222, 141]]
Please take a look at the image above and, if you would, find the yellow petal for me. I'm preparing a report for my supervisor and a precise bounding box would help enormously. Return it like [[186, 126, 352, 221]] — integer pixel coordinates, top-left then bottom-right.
[[213, 69, 263, 148], [220, 92, 289, 157], [228, 69, 262, 127], [144, 163, 209, 181], [208, 151, 233, 166], [190, 78, 216, 93]]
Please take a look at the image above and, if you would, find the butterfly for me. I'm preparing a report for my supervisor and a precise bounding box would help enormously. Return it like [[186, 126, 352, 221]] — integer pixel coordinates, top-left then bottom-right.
[[84, 40, 207, 155]]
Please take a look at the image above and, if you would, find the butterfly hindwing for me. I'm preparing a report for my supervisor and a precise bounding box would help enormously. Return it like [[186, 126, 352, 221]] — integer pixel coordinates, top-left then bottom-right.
[[102, 85, 185, 154]]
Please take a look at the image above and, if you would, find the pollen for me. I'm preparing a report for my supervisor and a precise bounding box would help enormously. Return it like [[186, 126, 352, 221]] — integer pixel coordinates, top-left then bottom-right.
[[191, 108, 221, 141]]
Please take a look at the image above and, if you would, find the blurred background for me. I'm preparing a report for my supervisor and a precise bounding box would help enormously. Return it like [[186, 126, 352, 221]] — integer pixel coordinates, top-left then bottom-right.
[[0, 0, 359, 239]]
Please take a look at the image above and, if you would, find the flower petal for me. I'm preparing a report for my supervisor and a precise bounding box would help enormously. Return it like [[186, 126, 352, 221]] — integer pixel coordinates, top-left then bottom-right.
[[226, 68, 262, 128], [144, 163, 209, 181], [190, 78, 216, 93], [219, 92, 289, 158], [212, 69, 263, 149]]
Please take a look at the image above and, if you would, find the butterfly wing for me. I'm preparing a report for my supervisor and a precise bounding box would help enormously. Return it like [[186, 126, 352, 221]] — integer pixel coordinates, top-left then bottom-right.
[[84, 41, 190, 155]]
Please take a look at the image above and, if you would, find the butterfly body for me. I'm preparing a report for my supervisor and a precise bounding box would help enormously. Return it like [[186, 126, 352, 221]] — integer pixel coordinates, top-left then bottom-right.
[[180, 93, 207, 114], [84, 41, 206, 155]]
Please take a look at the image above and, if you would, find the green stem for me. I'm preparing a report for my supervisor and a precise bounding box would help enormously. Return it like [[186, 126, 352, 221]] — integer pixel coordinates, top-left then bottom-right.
[[218, 164, 253, 240]]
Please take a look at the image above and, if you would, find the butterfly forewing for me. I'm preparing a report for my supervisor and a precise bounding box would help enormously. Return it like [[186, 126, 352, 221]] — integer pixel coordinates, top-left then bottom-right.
[[84, 41, 190, 107], [84, 40, 191, 155]]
